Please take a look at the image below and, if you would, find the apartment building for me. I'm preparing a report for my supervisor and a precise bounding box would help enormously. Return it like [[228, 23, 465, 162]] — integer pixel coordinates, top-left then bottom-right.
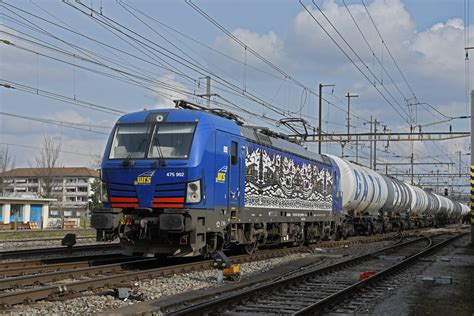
[[0, 167, 99, 218]]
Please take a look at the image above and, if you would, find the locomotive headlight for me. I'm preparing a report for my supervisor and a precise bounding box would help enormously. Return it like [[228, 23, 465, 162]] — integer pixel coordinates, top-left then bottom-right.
[[186, 180, 201, 203]]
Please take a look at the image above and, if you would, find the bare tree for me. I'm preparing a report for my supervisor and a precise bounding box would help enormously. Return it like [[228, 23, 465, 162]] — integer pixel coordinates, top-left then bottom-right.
[[33, 136, 62, 199], [0, 146, 15, 196]]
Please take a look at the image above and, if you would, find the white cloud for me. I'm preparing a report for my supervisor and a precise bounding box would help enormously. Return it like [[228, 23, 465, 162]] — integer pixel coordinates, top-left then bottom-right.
[[214, 28, 285, 67], [149, 74, 190, 109]]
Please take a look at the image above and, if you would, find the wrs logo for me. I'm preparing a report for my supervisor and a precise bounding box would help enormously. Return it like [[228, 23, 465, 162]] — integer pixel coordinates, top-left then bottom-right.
[[216, 166, 227, 183], [134, 171, 155, 185]]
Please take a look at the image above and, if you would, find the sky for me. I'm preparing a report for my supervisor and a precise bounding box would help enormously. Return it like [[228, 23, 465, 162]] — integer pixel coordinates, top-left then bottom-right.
[[0, 0, 472, 194]]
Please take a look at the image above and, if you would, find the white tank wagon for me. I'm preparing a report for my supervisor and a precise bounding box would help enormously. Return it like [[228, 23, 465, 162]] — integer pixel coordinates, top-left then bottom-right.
[[407, 184, 429, 217], [328, 155, 388, 216], [461, 204, 471, 224], [461, 204, 470, 216], [424, 191, 440, 216], [450, 201, 462, 221], [381, 175, 412, 216]]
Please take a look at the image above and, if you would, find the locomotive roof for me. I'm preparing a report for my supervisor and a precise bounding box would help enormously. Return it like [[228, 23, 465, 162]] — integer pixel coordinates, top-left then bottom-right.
[[117, 108, 330, 165], [240, 127, 331, 165]]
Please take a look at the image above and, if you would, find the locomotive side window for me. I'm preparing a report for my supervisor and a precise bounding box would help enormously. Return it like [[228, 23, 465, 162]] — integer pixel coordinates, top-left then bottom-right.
[[231, 141, 238, 165], [148, 123, 196, 159], [109, 124, 152, 159]]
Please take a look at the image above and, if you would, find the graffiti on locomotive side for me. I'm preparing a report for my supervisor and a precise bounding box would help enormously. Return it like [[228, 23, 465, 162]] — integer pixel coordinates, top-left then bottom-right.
[[245, 146, 333, 210]]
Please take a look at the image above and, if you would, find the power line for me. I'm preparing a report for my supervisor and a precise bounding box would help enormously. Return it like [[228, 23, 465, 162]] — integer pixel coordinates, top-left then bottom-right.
[[342, 0, 409, 103], [305, 1, 412, 125], [0, 142, 102, 158], [185, 0, 371, 123], [0, 80, 125, 116], [0, 111, 111, 135], [361, 0, 418, 105]]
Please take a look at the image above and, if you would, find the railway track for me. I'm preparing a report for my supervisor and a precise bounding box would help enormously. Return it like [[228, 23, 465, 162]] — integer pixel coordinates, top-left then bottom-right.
[[0, 228, 447, 309], [165, 232, 464, 315], [0, 235, 95, 243], [0, 246, 307, 307], [0, 243, 121, 260]]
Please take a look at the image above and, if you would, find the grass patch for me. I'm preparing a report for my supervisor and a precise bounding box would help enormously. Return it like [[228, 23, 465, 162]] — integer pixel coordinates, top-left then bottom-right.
[[0, 229, 96, 240]]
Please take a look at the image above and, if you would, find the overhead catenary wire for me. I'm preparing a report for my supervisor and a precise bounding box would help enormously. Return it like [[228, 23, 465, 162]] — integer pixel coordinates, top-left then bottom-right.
[[0, 79, 125, 116], [0, 142, 102, 158], [305, 0, 412, 126], [361, 0, 418, 106], [184, 0, 371, 123], [342, 0, 409, 104], [0, 111, 111, 134]]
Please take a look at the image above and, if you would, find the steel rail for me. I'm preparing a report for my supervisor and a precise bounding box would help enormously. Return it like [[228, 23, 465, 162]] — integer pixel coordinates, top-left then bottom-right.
[[0, 253, 127, 271], [0, 246, 305, 306], [166, 233, 460, 315], [0, 244, 121, 260], [0, 256, 143, 277], [0, 236, 95, 243], [0, 229, 439, 307], [295, 233, 464, 315], [0, 257, 158, 290]]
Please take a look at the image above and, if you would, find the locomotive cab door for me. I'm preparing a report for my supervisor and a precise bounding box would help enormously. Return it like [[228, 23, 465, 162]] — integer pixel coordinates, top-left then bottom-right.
[[228, 140, 241, 217], [215, 132, 242, 217]]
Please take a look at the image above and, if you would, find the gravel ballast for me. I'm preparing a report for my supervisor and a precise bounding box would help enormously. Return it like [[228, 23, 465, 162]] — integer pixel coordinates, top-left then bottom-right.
[[3, 238, 400, 315]]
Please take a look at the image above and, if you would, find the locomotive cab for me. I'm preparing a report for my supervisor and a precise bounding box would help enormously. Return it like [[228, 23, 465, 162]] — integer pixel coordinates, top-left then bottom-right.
[[91, 107, 242, 257]]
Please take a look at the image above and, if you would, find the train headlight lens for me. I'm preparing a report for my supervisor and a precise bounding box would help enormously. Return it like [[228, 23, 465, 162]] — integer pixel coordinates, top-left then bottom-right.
[[186, 180, 201, 203]]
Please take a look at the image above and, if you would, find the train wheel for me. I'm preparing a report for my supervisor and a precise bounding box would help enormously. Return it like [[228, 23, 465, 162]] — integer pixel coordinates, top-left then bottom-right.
[[243, 241, 257, 254], [335, 227, 342, 241]]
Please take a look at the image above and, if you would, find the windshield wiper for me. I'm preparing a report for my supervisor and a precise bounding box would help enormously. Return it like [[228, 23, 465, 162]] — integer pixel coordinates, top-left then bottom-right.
[[153, 131, 167, 167], [123, 137, 147, 167]]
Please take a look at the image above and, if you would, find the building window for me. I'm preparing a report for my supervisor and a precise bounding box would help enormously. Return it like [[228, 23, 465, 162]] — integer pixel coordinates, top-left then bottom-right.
[[67, 178, 78, 183], [66, 188, 76, 193], [53, 178, 63, 183], [15, 178, 27, 184], [28, 178, 38, 183], [10, 204, 23, 219], [78, 196, 88, 202], [4, 179, 13, 184], [66, 196, 76, 202], [15, 188, 27, 192], [64, 210, 73, 217], [28, 187, 38, 193], [77, 178, 87, 183], [50, 210, 60, 217], [77, 187, 88, 193]]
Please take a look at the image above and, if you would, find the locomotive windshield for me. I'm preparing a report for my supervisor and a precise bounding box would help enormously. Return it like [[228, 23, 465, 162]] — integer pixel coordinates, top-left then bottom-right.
[[109, 124, 152, 159], [148, 123, 196, 159], [108, 122, 196, 160]]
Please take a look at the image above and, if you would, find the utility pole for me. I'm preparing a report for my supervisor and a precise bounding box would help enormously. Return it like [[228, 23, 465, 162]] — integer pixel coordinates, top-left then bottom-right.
[[346, 92, 358, 143], [410, 151, 414, 185], [458, 150, 462, 176], [471, 90, 474, 243], [436, 169, 439, 194], [369, 116, 373, 169], [318, 84, 335, 154], [198, 76, 213, 108], [205, 76, 211, 108], [355, 132, 359, 164], [374, 119, 378, 171]]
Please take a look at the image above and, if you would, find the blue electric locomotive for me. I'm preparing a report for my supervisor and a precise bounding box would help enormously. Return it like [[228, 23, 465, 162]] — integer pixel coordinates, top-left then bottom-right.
[[92, 101, 344, 256]]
